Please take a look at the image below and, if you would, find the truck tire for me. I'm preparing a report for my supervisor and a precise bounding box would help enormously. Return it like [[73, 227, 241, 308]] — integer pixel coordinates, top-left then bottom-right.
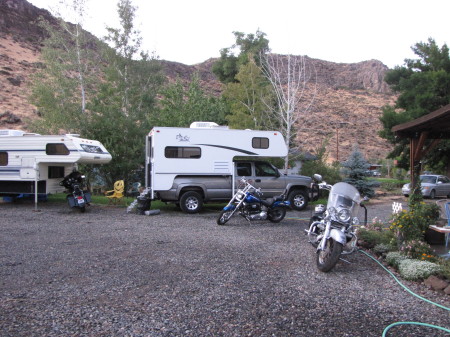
[[288, 189, 308, 211], [179, 191, 203, 213]]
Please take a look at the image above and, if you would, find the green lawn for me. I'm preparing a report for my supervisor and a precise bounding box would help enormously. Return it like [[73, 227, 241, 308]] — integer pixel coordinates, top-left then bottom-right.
[[46, 193, 226, 212]]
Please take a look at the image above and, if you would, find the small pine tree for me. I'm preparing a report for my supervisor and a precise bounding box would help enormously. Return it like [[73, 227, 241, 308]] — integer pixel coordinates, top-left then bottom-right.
[[341, 146, 376, 197]]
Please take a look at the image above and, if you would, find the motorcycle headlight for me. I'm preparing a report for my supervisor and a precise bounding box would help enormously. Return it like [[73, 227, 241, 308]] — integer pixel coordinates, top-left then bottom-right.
[[352, 217, 360, 226], [337, 208, 351, 223], [236, 191, 244, 201]]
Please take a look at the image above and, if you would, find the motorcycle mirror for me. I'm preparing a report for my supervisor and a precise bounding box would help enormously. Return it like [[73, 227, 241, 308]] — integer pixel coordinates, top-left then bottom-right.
[[313, 174, 323, 182]]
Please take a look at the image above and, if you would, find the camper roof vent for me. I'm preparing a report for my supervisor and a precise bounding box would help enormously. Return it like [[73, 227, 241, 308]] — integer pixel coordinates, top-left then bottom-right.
[[190, 121, 228, 129], [0, 129, 26, 137]]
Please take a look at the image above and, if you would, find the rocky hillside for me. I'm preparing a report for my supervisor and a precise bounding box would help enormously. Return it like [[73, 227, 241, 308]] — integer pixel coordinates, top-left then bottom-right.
[[0, 0, 396, 162]]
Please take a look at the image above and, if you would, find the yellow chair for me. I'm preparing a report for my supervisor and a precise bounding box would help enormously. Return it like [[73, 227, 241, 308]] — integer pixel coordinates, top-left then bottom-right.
[[104, 180, 124, 204]]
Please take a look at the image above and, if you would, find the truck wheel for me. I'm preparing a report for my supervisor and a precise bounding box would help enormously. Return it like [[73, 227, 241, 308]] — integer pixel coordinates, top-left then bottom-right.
[[179, 191, 203, 213], [288, 190, 308, 211]]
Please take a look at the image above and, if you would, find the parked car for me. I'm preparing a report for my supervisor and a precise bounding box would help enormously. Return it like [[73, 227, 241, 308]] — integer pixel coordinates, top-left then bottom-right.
[[402, 174, 450, 198], [372, 170, 381, 177]]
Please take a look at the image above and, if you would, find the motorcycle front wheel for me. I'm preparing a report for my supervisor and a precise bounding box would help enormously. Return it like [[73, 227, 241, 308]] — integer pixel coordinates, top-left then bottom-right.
[[267, 207, 286, 223], [217, 209, 233, 225], [316, 239, 343, 272]]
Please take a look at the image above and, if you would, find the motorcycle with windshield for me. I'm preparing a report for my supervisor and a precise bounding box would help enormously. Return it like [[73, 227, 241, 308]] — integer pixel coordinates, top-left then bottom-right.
[[60, 171, 91, 213], [217, 178, 291, 225], [305, 174, 368, 272]]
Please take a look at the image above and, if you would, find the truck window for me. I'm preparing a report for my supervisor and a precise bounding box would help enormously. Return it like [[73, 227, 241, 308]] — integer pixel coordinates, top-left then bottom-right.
[[255, 162, 277, 177], [0, 152, 7, 166], [165, 146, 201, 159], [252, 137, 269, 149], [46, 143, 70, 155], [236, 163, 252, 176]]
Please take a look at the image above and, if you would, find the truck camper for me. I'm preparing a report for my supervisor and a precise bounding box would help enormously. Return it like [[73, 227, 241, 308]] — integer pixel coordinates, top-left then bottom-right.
[[0, 129, 112, 198], [144, 122, 312, 213]]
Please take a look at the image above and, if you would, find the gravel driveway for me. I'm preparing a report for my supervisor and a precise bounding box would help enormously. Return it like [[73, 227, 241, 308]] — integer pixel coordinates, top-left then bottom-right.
[[1, 198, 448, 337]]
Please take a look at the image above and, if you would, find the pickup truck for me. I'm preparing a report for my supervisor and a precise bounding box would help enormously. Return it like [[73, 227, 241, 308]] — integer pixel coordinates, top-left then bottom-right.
[[155, 160, 312, 213]]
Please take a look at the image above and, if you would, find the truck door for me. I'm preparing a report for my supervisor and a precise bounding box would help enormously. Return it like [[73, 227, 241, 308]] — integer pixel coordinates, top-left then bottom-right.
[[252, 161, 283, 197]]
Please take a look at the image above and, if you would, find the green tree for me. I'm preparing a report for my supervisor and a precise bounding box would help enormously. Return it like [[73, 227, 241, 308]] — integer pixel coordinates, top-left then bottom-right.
[[85, 0, 164, 186], [379, 38, 450, 170], [30, 0, 98, 134], [341, 146, 376, 197], [158, 73, 228, 127], [223, 59, 274, 130], [300, 138, 342, 185], [212, 30, 270, 84]]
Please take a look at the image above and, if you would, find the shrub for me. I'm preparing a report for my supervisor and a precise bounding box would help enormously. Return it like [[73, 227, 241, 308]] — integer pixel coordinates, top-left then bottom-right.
[[398, 259, 441, 281], [389, 202, 440, 245], [438, 258, 450, 280], [364, 217, 384, 231], [358, 227, 394, 247], [399, 240, 437, 262], [386, 251, 410, 268], [373, 243, 393, 255]]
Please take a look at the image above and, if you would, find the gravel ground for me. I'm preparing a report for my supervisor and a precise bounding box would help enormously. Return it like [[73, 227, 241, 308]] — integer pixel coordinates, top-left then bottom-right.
[[0, 197, 449, 337]]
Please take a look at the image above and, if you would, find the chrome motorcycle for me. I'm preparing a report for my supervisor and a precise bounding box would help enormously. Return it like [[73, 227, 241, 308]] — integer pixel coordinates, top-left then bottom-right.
[[306, 174, 367, 272], [217, 178, 291, 225]]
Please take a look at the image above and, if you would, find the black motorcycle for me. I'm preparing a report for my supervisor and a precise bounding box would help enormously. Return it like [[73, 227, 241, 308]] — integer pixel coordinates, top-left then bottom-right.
[[60, 171, 91, 212], [217, 178, 291, 225]]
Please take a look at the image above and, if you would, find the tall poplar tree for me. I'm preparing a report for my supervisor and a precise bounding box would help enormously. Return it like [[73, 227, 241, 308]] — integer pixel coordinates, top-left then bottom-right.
[[86, 0, 164, 186]]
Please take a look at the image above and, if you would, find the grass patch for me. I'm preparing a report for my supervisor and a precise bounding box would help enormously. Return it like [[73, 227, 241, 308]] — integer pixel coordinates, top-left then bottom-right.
[[46, 193, 226, 212]]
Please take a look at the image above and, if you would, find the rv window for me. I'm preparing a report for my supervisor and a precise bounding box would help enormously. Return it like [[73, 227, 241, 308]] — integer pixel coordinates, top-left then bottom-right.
[[46, 143, 70, 155], [0, 152, 7, 166], [48, 166, 65, 179], [165, 147, 201, 159], [80, 144, 103, 153], [252, 137, 269, 149]]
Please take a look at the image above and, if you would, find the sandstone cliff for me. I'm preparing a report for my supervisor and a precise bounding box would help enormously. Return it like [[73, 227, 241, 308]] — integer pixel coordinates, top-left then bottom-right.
[[0, 0, 396, 162]]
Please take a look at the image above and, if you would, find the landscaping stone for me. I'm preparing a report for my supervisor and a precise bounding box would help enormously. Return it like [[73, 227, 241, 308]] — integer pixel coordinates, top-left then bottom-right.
[[424, 275, 449, 292]]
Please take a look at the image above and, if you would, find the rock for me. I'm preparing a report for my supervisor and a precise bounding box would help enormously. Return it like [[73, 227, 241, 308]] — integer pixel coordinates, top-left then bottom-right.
[[445, 285, 450, 295], [424, 275, 449, 291]]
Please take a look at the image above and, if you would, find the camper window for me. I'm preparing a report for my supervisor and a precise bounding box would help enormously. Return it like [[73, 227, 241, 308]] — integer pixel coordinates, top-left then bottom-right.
[[252, 137, 269, 149], [48, 166, 65, 179], [46, 143, 70, 155], [0, 152, 7, 166], [165, 146, 201, 159]]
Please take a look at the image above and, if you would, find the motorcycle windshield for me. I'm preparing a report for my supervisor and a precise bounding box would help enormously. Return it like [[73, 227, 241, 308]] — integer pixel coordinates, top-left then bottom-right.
[[327, 182, 361, 215]]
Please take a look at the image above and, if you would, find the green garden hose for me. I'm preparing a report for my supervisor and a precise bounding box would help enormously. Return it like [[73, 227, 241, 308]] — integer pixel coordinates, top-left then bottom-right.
[[359, 249, 450, 336]]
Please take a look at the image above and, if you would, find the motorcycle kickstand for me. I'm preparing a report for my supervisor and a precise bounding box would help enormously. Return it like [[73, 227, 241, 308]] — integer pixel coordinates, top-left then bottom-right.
[[339, 257, 352, 264]]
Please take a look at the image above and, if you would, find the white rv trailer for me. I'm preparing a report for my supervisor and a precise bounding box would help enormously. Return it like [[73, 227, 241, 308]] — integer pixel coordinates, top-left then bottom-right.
[[145, 122, 288, 200], [0, 129, 112, 196]]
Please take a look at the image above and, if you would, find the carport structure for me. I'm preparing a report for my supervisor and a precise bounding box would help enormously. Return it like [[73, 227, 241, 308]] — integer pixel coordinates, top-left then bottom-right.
[[392, 103, 450, 187]]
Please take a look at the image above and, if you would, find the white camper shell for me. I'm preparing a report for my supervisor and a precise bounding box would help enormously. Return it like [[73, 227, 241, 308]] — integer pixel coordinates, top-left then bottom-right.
[[0, 129, 112, 196], [145, 122, 288, 200]]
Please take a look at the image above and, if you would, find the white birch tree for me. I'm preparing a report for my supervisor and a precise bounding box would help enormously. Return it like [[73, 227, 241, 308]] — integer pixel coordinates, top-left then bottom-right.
[[260, 53, 318, 171]]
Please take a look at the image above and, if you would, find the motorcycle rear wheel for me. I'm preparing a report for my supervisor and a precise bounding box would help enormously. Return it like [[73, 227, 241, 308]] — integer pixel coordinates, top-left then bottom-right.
[[217, 209, 233, 225], [267, 207, 286, 223], [316, 239, 343, 272]]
